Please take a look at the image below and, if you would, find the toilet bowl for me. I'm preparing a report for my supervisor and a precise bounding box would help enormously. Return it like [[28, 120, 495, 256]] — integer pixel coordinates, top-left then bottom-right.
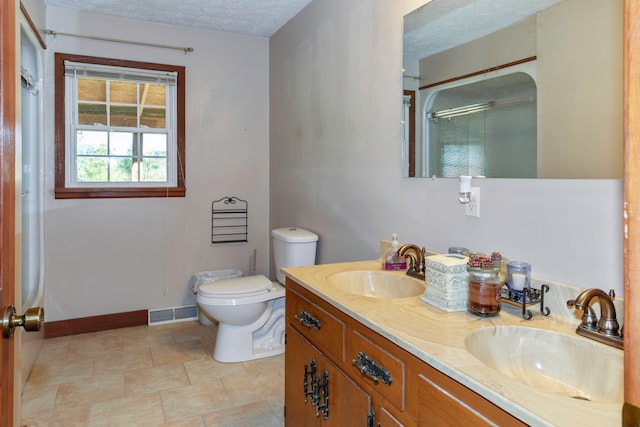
[[197, 275, 286, 362], [196, 227, 318, 362]]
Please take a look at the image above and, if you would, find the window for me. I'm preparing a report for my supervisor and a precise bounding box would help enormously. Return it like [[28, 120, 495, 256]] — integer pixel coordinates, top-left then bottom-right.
[[54, 53, 186, 198]]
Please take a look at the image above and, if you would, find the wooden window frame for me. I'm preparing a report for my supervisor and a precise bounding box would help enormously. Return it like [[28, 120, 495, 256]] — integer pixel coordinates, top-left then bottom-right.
[[54, 53, 186, 199]]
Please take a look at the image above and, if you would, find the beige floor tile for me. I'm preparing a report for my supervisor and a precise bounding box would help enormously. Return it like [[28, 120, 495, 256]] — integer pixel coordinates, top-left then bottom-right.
[[21, 404, 90, 427], [55, 372, 125, 409], [221, 364, 284, 407], [159, 415, 206, 427], [242, 354, 284, 376], [21, 384, 58, 418], [87, 393, 165, 427], [125, 362, 190, 396], [28, 358, 93, 387], [23, 322, 285, 427], [117, 326, 177, 351], [170, 322, 211, 344], [97, 325, 148, 338], [150, 339, 208, 366], [66, 334, 125, 361], [32, 338, 70, 364], [159, 382, 233, 421], [267, 393, 285, 423], [183, 357, 248, 384], [93, 347, 153, 375], [201, 400, 282, 427]]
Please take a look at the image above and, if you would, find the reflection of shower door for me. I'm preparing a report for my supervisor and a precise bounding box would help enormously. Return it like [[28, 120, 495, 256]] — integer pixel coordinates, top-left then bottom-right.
[[21, 62, 41, 308]]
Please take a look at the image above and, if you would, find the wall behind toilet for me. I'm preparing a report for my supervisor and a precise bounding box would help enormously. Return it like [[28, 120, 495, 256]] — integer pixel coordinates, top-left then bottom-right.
[[43, 7, 271, 321]]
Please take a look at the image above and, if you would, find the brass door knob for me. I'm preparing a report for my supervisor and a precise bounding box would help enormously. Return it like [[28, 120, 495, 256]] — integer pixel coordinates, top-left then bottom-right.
[[2, 305, 43, 338]]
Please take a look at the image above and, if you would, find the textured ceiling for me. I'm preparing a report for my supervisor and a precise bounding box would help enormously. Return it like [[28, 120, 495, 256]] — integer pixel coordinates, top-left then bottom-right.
[[44, 0, 565, 53], [43, 0, 313, 38], [404, 0, 564, 59]]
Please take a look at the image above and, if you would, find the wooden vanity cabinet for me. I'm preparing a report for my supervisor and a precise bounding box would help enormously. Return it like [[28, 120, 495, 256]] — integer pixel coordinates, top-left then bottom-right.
[[285, 278, 526, 427]]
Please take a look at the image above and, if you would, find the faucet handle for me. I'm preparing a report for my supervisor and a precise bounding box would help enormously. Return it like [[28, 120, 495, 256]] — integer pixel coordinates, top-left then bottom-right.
[[581, 308, 599, 330], [567, 299, 598, 330], [419, 247, 426, 272]]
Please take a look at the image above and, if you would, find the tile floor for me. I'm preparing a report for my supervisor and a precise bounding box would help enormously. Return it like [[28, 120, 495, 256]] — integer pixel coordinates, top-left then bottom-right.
[[21, 321, 285, 426]]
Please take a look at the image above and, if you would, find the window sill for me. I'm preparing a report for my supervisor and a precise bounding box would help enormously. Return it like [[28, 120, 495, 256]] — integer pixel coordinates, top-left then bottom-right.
[[54, 187, 186, 199]]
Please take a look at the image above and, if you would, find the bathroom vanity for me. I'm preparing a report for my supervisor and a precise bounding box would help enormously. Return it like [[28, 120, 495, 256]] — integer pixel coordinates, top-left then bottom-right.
[[283, 260, 622, 426]]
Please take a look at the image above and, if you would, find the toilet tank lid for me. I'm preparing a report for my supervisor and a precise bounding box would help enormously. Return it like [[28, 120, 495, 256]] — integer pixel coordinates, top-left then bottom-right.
[[272, 227, 318, 243], [199, 275, 272, 295]]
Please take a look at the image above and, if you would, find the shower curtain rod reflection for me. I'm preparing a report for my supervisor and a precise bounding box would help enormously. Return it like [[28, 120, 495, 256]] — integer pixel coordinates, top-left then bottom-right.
[[44, 29, 194, 53]]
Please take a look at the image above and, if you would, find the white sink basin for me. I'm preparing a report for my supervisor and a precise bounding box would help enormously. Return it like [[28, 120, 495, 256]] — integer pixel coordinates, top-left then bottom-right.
[[326, 271, 425, 298], [464, 326, 623, 403]]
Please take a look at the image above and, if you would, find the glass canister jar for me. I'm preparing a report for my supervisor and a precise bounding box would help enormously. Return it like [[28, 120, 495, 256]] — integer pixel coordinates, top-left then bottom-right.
[[506, 261, 531, 292], [467, 267, 502, 317]]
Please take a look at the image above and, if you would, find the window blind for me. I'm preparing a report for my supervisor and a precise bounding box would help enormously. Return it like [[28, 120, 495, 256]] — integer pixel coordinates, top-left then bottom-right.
[[64, 61, 177, 85]]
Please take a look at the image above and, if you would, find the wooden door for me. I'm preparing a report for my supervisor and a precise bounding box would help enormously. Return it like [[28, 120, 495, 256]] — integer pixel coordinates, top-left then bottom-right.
[[624, 0, 640, 424], [0, 0, 18, 425], [285, 326, 372, 426], [285, 325, 321, 426], [319, 353, 371, 427]]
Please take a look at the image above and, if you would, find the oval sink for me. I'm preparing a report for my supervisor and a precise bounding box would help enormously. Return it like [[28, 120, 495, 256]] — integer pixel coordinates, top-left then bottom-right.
[[326, 271, 424, 298], [464, 326, 623, 403]]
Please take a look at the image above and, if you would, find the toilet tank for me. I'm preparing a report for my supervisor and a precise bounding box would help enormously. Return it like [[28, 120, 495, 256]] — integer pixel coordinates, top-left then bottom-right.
[[272, 227, 318, 284]]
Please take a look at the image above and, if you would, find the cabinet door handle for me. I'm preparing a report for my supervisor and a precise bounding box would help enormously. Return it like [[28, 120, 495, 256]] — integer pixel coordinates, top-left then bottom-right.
[[368, 409, 375, 427], [316, 369, 329, 420], [295, 310, 321, 330], [304, 358, 317, 404], [352, 352, 393, 385]]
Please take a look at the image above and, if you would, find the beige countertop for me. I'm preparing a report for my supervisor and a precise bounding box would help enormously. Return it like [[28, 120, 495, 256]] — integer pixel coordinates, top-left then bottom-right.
[[283, 260, 622, 427]]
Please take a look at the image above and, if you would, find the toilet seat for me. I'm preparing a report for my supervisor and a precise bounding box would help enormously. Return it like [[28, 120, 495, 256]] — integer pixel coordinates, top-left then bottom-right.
[[198, 275, 273, 299]]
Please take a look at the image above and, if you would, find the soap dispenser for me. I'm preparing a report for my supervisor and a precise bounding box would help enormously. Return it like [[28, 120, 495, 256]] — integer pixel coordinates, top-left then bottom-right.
[[383, 233, 407, 270]]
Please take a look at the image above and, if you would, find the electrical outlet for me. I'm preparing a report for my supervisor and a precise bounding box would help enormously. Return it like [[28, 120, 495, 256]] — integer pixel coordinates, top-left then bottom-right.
[[465, 187, 480, 217]]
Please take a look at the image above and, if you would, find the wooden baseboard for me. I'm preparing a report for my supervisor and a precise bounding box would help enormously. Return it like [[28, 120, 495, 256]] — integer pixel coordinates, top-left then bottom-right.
[[44, 309, 148, 338], [624, 402, 640, 426]]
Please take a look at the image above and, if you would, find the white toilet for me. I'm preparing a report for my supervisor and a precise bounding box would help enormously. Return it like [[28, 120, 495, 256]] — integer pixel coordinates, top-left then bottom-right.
[[197, 227, 318, 362]]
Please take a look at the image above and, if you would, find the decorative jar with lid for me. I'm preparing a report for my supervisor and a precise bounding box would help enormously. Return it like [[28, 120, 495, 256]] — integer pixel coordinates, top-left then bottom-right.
[[467, 254, 502, 317]]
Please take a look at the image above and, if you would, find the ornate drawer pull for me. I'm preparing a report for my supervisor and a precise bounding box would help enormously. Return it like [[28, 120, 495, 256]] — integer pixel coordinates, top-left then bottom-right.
[[316, 369, 329, 420], [295, 310, 321, 330], [304, 358, 317, 404], [303, 358, 329, 420], [352, 352, 393, 385]]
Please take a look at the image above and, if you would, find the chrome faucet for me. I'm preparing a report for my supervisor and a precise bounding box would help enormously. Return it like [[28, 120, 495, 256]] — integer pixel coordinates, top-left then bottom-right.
[[398, 244, 425, 280], [567, 288, 623, 350]]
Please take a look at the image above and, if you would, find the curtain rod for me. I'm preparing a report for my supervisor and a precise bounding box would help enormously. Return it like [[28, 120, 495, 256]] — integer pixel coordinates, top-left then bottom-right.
[[44, 29, 194, 53]]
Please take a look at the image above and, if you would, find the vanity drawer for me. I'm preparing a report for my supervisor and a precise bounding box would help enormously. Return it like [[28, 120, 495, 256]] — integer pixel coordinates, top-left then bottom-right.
[[416, 369, 527, 427], [286, 286, 346, 363], [348, 329, 406, 412]]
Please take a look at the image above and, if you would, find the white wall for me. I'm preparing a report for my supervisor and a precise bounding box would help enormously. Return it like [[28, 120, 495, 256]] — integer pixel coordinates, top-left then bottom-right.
[[44, 7, 270, 321], [270, 0, 623, 295]]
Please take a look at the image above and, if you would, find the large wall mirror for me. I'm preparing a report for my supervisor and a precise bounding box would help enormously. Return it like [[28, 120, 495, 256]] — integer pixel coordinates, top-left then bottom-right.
[[402, 0, 623, 179]]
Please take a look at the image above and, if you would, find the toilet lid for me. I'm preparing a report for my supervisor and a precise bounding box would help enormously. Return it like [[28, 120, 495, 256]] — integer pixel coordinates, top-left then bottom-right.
[[198, 275, 272, 298]]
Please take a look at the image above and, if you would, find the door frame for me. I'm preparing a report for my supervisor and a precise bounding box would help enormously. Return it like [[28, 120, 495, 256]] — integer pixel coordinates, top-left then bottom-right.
[[624, 0, 640, 422], [0, 0, 18, 425]]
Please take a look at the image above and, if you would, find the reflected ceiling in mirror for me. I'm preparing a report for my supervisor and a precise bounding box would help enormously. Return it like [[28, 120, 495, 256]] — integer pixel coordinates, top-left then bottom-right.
[[402, 0, 623, 179]]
